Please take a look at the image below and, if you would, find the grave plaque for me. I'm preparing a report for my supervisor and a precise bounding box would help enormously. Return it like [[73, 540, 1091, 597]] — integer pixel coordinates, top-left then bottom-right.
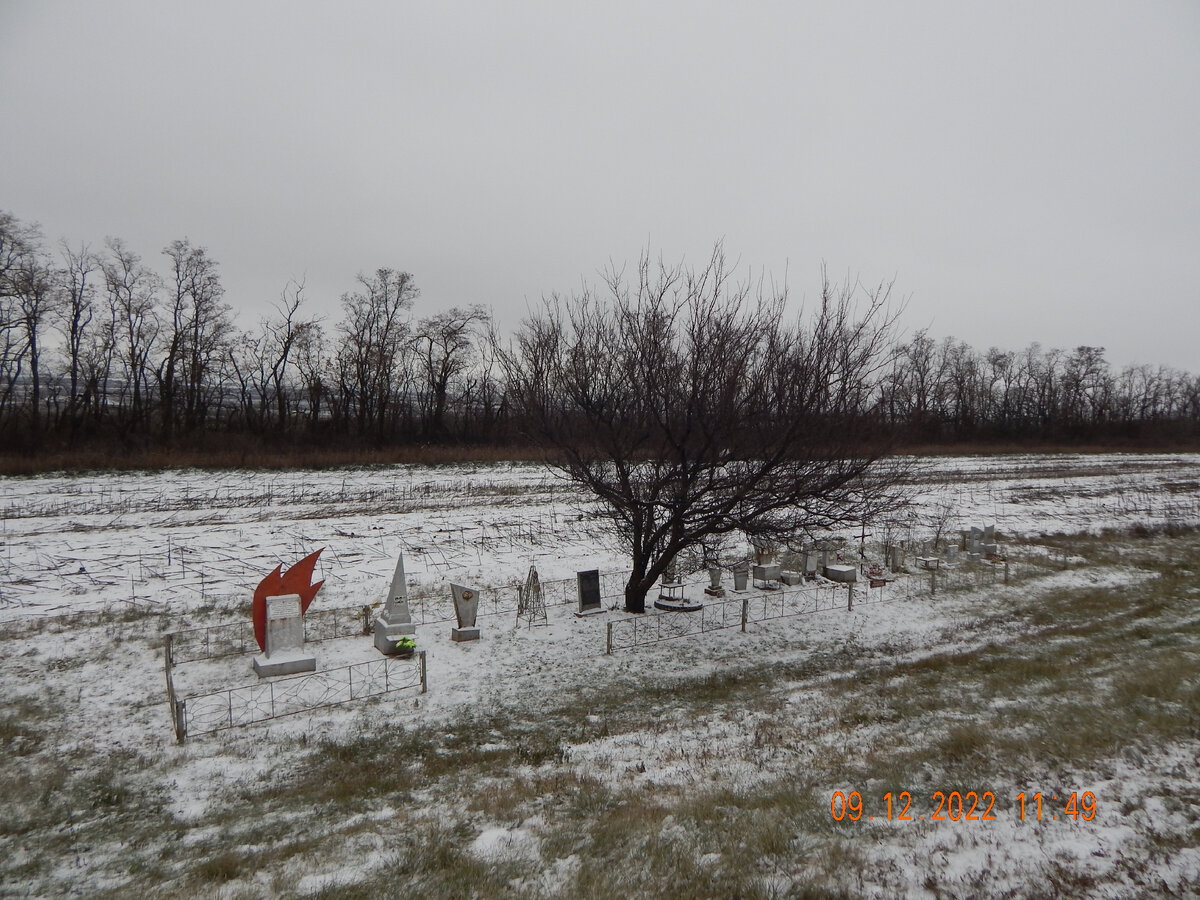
[[374, 552, 416, 655], [450, 583, 482, 641], [576, 569, 603, 616], [253, 593, 317, 677]]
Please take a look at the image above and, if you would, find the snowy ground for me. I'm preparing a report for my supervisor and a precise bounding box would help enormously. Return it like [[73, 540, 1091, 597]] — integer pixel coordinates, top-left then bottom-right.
[[1, 453, 1198, 898]]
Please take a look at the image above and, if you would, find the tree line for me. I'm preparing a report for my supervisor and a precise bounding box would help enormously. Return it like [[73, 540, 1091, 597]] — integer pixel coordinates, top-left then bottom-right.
[[1, 210, 1197, 458], [0, 212, 503, 452], [881, 331, 1200, 444]]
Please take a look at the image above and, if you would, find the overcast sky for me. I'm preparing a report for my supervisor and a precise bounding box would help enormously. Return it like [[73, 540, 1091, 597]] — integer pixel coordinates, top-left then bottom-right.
[[3, 2, 1198, 370]]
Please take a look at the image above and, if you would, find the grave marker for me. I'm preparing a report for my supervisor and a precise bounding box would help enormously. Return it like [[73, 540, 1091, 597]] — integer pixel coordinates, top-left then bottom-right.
[[251, 550, 324, 677], [253, 593, 317, 677], [732, 560, 750, 592], [576, 569, 604, 616], [517, 564, 548, 627], [374, 552, 416, 655], [704, 565, 726, 598], [450, 583, 482, 641]]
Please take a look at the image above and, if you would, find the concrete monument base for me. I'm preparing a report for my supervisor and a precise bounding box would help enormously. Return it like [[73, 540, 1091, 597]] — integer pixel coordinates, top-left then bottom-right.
[[253, 649, 317, 677], [451, 626, 481, 642], [654, 597, 704, 612], [373, 614, 416, 655]]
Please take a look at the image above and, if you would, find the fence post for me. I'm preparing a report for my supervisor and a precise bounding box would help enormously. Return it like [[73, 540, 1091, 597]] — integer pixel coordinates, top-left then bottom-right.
[[176, 699, 186, 743], [930, 569, 937, 598], [419, 650, 428, 694], [1004, 561, 1010, 585], [163, 633, 186, 743], [847, 583, 854, 612], [362, 605, 371, 635], [606, 621, 613, 655], [740, 597, 748, 632]]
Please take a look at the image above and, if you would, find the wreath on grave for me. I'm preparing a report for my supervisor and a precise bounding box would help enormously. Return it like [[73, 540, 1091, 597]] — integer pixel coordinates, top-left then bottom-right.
[[393, 635, 417, 658]]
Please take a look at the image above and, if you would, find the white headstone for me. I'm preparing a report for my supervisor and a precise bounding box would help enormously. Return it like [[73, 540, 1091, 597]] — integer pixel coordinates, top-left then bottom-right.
[[253, 593, 317, 677]]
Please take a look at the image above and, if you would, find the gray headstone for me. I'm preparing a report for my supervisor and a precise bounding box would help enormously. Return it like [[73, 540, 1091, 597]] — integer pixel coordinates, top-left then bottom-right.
[[983, 525, 995, 543], [576, 569, 603, 615], [374, 552, 416, 654], [705, 565, 726, 597], [253, 593, 316, 677], [732, 561, 749, 592], [450, 583, 481, 642]]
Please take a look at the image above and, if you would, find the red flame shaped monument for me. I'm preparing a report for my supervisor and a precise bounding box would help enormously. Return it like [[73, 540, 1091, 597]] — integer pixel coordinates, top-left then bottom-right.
[[252, 549, 325, 652]]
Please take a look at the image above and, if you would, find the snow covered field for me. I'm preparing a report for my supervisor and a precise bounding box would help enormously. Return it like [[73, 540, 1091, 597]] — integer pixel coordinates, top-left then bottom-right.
[[1, 453, 1198, 898], [2, 452, 1198, 624]]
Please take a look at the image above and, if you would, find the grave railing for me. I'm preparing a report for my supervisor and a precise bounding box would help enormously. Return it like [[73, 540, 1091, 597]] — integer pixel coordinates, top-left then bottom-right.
[[167, 603, 371, 665], [171, 651, 426, 741], [403, 570, 630, 625], [605, 579, 892, 653]]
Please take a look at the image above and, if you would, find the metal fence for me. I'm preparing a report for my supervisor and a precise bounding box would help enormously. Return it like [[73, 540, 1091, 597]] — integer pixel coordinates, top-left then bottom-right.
[[171, 651, 426, 741], [605, 578, 895, 653], [403, 570, 631, 625], [167, 604, 371, 665]]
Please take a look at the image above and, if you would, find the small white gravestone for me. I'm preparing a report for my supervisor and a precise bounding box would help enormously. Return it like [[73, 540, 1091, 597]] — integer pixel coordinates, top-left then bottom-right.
[[451, 582, 481, 642], [374, 552, 416, 655], [253, 593, 317, 677]]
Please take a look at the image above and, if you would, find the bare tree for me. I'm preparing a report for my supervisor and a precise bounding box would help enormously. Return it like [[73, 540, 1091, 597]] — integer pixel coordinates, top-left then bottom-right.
[[230, 278, 322, 431], [55, 241, 99, 432], [102, 238, 160, 431], [334, 268, 418, 440], [504, 247, 909, 613], [157, 239, 232, 438], [414, 304, 488, 438], [5, 225, 59, 446]]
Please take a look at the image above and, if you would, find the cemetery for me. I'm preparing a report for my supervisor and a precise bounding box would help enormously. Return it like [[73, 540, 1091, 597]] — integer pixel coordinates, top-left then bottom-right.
[[1, 453, 1199, 897]]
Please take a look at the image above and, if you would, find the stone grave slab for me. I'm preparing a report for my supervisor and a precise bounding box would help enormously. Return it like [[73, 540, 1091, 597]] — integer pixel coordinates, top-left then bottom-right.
[[753, 563, 782, 589], [824, 564, 857, 583]]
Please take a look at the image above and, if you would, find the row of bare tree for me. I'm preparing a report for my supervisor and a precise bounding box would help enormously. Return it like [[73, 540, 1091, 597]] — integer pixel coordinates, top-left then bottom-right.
[[0, 212, 501, 450], [2, 210, 1198, 456], [881, 331, 1200, 442]]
